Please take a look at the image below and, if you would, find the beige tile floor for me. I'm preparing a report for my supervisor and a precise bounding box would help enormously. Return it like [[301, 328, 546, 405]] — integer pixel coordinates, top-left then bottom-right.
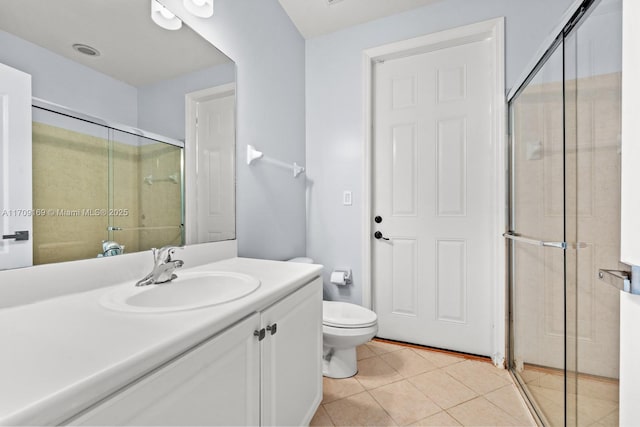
[[310, 340, 536, 426], [519, 366, 619, 427]]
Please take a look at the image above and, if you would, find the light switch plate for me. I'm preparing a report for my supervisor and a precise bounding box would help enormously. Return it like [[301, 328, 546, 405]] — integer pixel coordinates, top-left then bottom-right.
[[343, 191, 352, 206]]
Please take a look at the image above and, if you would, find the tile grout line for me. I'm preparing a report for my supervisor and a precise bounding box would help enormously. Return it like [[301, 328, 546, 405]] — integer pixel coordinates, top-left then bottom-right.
[[355, 349, 444, 426], [365, 389, 402, 426], [319, 403, 338, 427], [352, 343, 533, 426], [484, 383, 537, 423], [369, 377, 447, 426], [448, 396, 523, 427], [375, 347, 490, 414], [443, 407, 466, 426], [322, 354, 535, 426]]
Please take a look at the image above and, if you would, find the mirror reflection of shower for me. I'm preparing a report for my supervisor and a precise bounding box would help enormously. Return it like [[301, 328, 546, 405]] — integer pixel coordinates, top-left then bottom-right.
[[32, 103, 184, 265]]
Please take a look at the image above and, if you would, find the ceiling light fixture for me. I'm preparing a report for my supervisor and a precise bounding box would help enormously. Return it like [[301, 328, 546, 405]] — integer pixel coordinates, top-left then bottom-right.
[[151, 0, 182, 31], [183, 0, 214, 18]]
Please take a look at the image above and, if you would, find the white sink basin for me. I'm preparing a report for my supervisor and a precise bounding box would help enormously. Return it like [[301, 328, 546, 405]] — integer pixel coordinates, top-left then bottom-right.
[[100, 271, 261, 313]]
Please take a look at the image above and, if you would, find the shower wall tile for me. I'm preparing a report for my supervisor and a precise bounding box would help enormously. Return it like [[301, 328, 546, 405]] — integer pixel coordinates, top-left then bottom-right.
[[32, 122, 109, 264]]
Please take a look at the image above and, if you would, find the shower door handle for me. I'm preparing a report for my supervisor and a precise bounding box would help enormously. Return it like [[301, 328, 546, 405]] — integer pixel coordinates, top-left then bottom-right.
[[598, 269, 631, 292], [503, 232, 566, 250]]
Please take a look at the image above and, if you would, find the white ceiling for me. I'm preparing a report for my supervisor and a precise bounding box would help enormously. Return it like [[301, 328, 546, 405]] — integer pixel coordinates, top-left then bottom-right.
[[278, 0, 445, 39], [0, 0, 232, 87]]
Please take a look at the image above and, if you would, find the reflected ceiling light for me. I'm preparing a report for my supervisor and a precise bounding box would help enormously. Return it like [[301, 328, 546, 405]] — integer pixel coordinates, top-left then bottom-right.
[[151, 0, 182, 31], [183, 0, 214, 18]]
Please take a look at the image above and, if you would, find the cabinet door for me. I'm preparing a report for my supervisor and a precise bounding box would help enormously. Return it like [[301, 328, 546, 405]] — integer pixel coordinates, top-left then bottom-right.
[[67, 313, 261, 426], [261, 278, 323, 426]]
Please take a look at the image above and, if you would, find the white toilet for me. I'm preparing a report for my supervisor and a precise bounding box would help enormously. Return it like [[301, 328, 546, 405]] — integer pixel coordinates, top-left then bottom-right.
[[287, 257, 378, 378], [322, 301, 378, 378]]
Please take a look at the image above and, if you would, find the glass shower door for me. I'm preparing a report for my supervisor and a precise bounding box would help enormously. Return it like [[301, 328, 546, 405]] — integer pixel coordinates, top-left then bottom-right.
[[509, 1, 623, 425], [31, 108, 110, 264], [565, 0, 622, 425], [509, 40, 570, 426], [108, 129, 184, 253]]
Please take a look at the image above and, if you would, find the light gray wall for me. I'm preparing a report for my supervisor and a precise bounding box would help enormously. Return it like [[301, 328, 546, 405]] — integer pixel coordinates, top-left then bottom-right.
[[306, 0, 575, 304], [0, 30, 138, 126], [162, 0, 307, 260], [137, 62, 236, 141]]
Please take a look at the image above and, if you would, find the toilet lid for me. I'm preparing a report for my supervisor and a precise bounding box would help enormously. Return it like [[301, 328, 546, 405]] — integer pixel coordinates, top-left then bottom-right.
[[323, 301, 377, 328]]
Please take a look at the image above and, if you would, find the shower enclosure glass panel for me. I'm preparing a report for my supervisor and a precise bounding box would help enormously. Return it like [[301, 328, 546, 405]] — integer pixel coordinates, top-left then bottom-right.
[[565, 0, 622, 424], [109, 129, 184, 252], [509, 1, 622, 425], [509, 41, 568, 426], [32, 110, 110, 264]]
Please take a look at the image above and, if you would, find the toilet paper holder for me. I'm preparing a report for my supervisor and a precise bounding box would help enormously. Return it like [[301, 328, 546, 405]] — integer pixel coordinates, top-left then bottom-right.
[[331, 269, 352, 285]]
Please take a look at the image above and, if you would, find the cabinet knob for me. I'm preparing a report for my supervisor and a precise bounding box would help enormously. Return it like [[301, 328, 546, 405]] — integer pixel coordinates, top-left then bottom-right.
[[266, 323, 277, 335], [253, 328, 266, 341]]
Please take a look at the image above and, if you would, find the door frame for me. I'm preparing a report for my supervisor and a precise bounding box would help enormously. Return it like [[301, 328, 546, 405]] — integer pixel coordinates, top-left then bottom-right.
[[184, 82, 236, 245], [361, 18, 507, 365]]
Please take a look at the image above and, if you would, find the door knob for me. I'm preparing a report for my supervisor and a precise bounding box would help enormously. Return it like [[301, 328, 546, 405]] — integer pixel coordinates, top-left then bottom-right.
[[374, 216, 383, 223], [374, 231, 389, 241]]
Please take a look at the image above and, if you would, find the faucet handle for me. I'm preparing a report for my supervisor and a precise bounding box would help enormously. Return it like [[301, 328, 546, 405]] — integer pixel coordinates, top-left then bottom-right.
[[157, 245, 184, 262]]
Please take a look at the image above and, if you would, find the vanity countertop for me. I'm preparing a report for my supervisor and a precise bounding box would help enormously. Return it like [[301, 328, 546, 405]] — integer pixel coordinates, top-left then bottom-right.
[[0, 257, 322, 426]]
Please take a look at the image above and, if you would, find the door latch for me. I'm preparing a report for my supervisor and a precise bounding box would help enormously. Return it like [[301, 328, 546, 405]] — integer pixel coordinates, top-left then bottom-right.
[[2, 230, 29, 241]]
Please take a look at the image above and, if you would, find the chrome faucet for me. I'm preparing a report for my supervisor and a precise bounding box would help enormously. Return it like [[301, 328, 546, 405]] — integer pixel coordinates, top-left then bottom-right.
[[98, 240, 125, 257], [136, 246, 184, 287]]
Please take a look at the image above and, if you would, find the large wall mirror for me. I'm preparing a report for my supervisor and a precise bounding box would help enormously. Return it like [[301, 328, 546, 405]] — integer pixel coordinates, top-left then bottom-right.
[[0, 0, 236, 269]]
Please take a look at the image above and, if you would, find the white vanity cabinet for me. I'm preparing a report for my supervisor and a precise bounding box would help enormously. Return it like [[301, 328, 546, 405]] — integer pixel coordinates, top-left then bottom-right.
[[66, 278, 322, 426], [261, 277, 323, 426]]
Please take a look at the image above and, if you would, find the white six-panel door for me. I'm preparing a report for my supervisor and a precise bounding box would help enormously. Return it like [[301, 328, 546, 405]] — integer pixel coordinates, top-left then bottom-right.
[[372, 39, 494, 356], [0, 62, 32, 270]]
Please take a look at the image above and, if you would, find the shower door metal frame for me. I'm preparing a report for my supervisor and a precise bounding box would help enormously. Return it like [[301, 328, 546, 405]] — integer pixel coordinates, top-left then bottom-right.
[[32, 97, 184, 148], [506, 33, 564, 423]]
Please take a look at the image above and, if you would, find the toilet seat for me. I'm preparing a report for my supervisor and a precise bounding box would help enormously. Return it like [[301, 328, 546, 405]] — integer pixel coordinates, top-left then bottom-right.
[[323, 301, 377, 328]]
